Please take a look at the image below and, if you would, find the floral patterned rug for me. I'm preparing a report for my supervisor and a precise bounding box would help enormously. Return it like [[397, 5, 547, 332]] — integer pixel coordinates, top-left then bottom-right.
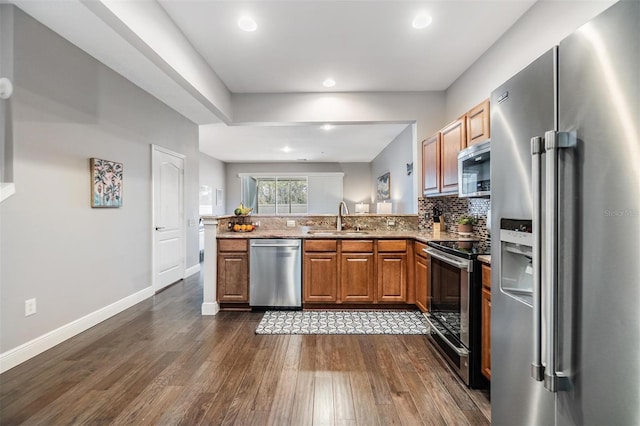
[[255, 310, 429, 335]]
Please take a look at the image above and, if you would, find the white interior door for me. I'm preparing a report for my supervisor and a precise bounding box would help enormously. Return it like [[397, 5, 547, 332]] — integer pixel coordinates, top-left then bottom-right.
[[152, 145, 185, 292]]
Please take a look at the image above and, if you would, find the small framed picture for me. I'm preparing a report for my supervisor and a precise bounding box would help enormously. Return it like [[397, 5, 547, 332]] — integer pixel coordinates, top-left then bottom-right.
[[377, 172, 390, 200], [91, 158, 123, 208]]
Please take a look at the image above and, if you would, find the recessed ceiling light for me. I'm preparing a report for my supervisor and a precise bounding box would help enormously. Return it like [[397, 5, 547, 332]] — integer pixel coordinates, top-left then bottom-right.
[[238, 16, 257, 32], [322, 78, 336, 88], [322, 124, 334, 131], [282, 146, 291, 153], [412, 13, 432, 29]]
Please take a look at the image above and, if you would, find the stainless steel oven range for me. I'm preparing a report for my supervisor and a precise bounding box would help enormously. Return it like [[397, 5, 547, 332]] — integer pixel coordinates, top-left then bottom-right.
[[424, 240, 488, 388]]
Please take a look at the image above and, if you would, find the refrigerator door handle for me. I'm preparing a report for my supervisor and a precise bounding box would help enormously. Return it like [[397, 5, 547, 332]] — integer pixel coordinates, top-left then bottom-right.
[[543, 130, 576, 393], [530, 136, 545, 382]]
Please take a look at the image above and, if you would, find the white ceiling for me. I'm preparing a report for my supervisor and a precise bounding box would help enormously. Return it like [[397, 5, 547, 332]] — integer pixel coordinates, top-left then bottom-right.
[[159, 0, 534, 93], [200, 122, 412, 162], [10, 0, 537, 163]]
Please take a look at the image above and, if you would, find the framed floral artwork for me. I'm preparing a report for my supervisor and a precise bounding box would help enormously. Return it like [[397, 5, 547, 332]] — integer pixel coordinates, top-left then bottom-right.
[[91, 158, 123, 208]]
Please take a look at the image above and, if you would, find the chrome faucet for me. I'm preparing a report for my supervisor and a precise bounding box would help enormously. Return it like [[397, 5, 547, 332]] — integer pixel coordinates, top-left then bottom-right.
[[337, 201, 349, 231]]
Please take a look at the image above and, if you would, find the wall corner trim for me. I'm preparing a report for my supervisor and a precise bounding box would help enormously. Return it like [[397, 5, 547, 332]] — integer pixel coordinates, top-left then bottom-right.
[[185, 264, 200, 278], [201, 302, 220, 316], [0, 286, 154, 374]]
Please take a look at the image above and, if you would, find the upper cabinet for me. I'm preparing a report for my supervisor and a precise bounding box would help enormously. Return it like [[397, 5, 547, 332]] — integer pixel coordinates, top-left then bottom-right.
[[466, 98, 491, 146], [422, 133, 441, 196], [440, 117, 467, 194], [421, 98, 490, 197]]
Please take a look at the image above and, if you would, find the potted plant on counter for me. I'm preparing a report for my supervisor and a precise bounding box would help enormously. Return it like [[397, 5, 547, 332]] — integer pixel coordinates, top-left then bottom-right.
[[457, 215, 478, 235]]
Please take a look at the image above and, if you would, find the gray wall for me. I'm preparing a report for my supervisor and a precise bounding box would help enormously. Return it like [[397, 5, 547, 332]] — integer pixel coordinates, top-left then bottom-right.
[[371, 124, 414, 213], [445, 0, 616, 121], [1, 6, 14, 184], [199, 152, 226, 216], [225, 162, 371, 214], [0, 7, 200, 353]]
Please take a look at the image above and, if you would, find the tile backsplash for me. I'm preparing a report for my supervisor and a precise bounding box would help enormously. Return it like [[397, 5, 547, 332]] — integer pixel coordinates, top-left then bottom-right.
[[418, 197, 490, 243]]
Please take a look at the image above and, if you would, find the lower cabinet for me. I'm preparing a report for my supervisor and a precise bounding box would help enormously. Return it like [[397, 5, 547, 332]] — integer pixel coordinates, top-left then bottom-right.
[[304, 240, 339, 303], [341, 253, 375, 302], [377, 253, 407, 302], [481, 263, 492, 380], [217, 239, 249, 303], [414, 242, 429, 312], [341, 240, 375, 303], [377, 240, 408, 303], [303, 238, 410, 306]]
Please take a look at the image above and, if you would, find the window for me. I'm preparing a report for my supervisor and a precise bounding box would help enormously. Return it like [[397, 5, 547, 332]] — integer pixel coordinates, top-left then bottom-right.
[[256, 177, 308, 214], [240, 173, 343, 215]]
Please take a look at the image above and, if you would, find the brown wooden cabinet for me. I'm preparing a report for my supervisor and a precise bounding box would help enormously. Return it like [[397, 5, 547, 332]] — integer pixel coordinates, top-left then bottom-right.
[[217, 239, 249, 303], [341, 240, 375, 303], [303, 238, 412, 306], [304, 240, 338, 303], [421, 99, 490, 197], [421, 133, 441, 196], [466, 98, 490, 146], [377, 240, 407, 303], [440, 117, 467, 194], [414, 241, 429, 312], [481, 263, 491, 380]]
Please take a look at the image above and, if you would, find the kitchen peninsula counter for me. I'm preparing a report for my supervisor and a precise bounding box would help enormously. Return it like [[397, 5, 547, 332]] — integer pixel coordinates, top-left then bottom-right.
[[216, 229, 480, 243], [200, 215, 487, 316]]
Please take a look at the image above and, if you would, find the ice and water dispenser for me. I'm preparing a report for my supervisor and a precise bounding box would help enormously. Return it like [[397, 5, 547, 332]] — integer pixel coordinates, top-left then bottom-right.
[[500, 219, 534, 306]]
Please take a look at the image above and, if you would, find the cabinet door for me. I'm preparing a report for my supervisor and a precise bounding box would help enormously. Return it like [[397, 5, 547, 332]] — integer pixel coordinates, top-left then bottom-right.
[[341, 253, 375, 303], [421, 134, 441, 196], [217, 253, 249, 302], [415, 254, 428, 312], [377, 253, 407, 303], [440, 117, 467, 193], [481, 287, 492, 380], [304, 253, 338, 302], [466, 99, 490, 146]]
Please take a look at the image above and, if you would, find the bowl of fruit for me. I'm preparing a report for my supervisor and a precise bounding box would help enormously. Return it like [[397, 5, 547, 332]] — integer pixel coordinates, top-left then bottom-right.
[[233, 203, 252, 216], [233, 223, 255, 232]]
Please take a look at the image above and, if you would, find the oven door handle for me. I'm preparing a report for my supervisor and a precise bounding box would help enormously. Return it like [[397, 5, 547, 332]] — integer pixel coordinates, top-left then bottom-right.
[[425, 317, 470, 357], [425, 248, 469, 270]]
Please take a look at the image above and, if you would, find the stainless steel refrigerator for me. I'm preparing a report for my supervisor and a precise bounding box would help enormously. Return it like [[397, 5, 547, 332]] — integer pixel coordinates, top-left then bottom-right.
[[490, 2, 640, 425]]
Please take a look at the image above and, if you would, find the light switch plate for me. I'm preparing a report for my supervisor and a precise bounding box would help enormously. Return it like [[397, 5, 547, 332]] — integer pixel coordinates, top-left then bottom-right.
[[25, 298, 36, 316], [286, 220, 295, 227]]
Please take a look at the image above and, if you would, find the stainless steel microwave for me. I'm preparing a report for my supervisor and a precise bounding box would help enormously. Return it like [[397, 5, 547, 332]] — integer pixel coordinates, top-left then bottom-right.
[[458, 140, 490, 198]]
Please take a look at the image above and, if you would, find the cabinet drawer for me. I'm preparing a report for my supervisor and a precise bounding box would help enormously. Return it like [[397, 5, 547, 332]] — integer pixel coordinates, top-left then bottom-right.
[[218, 239, 248, 252], [415, 241, 428, 258], [305, 239, 337, 252], [378, 240, 407, 252], [482, 263, 491, 288], [341, 240, 374, 253]]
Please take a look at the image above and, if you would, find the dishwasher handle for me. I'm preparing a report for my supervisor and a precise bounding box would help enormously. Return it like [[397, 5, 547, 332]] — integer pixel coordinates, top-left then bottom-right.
[[250, 241, 300, 248]]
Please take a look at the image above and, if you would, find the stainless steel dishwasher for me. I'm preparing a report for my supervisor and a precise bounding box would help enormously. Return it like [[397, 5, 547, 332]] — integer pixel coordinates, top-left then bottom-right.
[[249, 239, 302, 308]]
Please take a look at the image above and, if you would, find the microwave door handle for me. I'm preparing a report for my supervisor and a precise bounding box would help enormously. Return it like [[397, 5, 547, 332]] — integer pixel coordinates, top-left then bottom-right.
[[531, 136, 544, 382]]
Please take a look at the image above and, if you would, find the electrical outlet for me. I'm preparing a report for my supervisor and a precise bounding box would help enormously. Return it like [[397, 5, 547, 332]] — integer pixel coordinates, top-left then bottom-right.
[[25, 298, 37, 317], [286, 220, 295, 227], [387, 219, 396, 226]]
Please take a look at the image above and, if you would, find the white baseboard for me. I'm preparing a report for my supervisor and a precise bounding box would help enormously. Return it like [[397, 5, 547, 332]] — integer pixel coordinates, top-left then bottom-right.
[[185, 263, 200, 277], [0, 286, 154, 374], [202, 302, 220, 316]]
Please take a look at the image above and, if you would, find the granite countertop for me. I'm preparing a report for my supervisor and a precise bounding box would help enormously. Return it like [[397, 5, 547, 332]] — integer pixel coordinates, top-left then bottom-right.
[[216, 228, 480, 243], [477, 255, 491, 264]]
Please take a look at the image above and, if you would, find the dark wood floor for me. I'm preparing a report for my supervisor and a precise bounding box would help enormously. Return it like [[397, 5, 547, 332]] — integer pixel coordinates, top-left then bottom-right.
[[0, 272, 490, 425]]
